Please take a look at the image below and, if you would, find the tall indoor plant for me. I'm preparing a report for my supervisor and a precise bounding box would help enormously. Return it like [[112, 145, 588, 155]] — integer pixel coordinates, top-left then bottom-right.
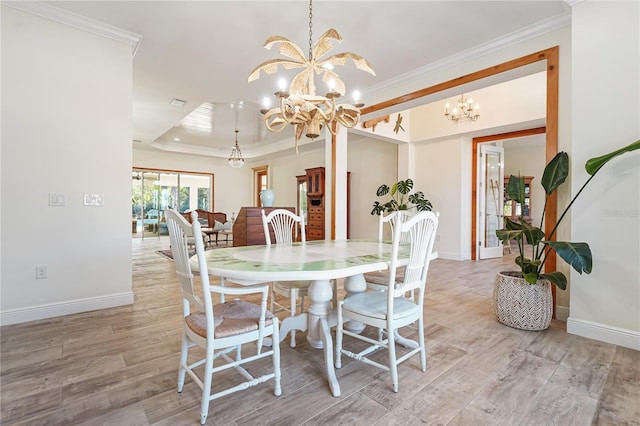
[[494, 140, 640, 330], [371, 178, 432, 215]]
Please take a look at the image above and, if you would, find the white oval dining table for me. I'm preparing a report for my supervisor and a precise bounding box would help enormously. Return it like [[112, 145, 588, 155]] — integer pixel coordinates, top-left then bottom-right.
[[191, 239, 409, 398]]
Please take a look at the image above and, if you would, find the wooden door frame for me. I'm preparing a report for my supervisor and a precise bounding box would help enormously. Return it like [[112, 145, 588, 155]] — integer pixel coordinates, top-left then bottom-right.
[[360, 46, 558, 271], [471, 126, 547, 260], [252, 165, 268, 207]]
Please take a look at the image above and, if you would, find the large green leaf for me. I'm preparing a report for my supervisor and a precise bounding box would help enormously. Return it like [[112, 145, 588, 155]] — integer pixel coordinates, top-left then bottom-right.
[[546, 241, 593, 274], [506, 175, 526, 204], [540, 272, 567, 290], [409, 191, 433, 211], [496, 229, 523, 242], [390, 182, 399, 196], [371, 201, 384, 216], [504, 217, 523, 230], [541, 151, 569, 195], [516, 256, 540, 275], [376, 184, 389, 197], [521, 221, 545, 246], [585, 140, 640, 175], [396, 178, 414, 195]]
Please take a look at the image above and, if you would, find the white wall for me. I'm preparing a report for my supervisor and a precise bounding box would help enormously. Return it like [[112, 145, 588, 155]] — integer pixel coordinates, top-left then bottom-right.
[[1, 7, 134, 324], [568, 1, 640, 349], [413, 137, 470, 260], [411, 72, 547, 142], [348, 137, 399, 240]]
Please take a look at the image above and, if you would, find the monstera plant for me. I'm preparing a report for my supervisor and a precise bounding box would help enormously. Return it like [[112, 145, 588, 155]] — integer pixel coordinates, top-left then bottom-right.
[[496, 139, 640, 290], [371, 178, 432, 215]]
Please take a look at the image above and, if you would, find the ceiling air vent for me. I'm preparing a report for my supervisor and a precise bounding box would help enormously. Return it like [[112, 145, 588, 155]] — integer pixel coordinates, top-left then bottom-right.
[[170, 98, 187, 107]]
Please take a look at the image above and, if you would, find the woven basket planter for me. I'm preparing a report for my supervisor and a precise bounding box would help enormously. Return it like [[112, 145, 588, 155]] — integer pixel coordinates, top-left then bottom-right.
[[493, 271, 552, 331]]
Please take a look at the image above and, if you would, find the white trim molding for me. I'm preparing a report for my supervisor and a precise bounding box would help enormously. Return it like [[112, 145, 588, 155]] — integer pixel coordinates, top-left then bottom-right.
[[3, 1, 142, 56], [0, 292, 134, 326], [567, 317, 640, 351]]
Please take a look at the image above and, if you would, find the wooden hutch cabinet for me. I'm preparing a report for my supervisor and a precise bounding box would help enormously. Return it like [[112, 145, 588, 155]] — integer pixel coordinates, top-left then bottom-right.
[[305, 167, 325, 241], [300, 167, 351, 241], [504, 176, 534, 224]]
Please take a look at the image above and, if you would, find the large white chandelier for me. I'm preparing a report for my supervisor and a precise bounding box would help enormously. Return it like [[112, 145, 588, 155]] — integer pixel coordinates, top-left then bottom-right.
[[248, 0, 375, 152], [444, 94, 480, 122]]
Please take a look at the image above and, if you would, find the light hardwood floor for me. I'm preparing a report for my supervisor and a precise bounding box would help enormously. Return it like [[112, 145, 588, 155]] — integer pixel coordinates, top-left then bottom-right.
[[1, 237, 638, 425]]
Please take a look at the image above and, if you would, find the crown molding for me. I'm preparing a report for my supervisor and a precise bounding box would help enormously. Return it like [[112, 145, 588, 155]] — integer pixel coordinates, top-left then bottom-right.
[[361, 12, 571, 102], [3, 1, 142, 56]]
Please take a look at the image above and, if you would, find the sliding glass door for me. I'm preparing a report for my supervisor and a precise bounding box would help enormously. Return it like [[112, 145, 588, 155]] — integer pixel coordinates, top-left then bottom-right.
[[132, 169, 213, 238]]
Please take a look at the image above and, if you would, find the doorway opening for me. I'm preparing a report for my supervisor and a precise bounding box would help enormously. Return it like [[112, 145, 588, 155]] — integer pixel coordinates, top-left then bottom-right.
[[471, 127, 546, 260], [132, 168, 213, 239]]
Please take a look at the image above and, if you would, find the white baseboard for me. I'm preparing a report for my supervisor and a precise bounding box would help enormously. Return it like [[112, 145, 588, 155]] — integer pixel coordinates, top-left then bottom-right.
[[567, 317, 640, 350], [555, 305, 569, 322], [436, 251, 467, 261], [0, 292, 134, 326]]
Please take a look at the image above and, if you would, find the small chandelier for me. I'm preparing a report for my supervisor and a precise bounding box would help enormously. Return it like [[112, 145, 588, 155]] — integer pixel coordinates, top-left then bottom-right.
[[444, 94, 480, 122], [248, 0, 375, 152], [228, 130, 244, 168]]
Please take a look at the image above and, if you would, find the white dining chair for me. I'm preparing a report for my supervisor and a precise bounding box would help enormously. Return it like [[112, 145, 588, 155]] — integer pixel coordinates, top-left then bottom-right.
[[261, 208, 337, 348], [363, 211, 412, 291], [365, 210, 438, 292], [165, 208, 281, 424], [335, 211, 439, 393]]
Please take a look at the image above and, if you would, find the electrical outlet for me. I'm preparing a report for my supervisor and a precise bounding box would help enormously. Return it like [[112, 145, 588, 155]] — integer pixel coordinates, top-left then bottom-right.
[[36, 265, 47, 279]]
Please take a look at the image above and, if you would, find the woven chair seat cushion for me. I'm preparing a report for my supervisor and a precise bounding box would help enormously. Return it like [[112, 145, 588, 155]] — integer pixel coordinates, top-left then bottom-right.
[[185, 300, 274, 339], [273, 280, 310, 299], [363, 266, 405, 286]]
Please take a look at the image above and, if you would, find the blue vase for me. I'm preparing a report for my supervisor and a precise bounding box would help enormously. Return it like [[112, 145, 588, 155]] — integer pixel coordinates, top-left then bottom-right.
[[260, 189, 275, 207]]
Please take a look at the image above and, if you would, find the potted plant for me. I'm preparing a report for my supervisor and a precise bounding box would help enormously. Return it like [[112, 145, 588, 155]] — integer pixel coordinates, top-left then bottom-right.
[[370, 178, 432, 215], [494, 140, 640, 330]]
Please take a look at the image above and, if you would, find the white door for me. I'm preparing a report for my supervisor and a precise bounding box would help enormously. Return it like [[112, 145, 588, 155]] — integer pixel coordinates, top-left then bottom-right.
[[478, 145, 505, 259]]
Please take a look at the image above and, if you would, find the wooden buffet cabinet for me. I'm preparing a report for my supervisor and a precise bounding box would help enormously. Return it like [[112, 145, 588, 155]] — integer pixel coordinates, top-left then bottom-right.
[[232, 206, 295, 247]]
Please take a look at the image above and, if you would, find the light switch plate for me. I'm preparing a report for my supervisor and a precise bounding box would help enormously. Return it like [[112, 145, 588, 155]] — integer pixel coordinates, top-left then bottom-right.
[[83, 194, 104, 206], [48, 193, 65, 206]]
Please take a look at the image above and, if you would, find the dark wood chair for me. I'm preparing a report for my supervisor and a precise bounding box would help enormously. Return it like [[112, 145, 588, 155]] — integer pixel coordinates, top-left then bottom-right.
[[182, 210, 228, 246]]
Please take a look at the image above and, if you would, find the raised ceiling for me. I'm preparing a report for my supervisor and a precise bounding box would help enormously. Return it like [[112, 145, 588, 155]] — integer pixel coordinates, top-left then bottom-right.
[[37, 1, 570, 159]]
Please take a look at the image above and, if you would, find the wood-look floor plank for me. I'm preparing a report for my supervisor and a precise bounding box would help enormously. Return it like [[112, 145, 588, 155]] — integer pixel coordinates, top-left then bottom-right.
[[391, 364, 495, 425], [519, 380, 599, 425], [301, 391, 388, 425], [592, 353, 640, 425]]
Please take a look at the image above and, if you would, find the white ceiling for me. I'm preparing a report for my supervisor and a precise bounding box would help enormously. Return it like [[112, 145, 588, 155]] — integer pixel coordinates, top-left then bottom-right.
[[38, 0, 570, 159]]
